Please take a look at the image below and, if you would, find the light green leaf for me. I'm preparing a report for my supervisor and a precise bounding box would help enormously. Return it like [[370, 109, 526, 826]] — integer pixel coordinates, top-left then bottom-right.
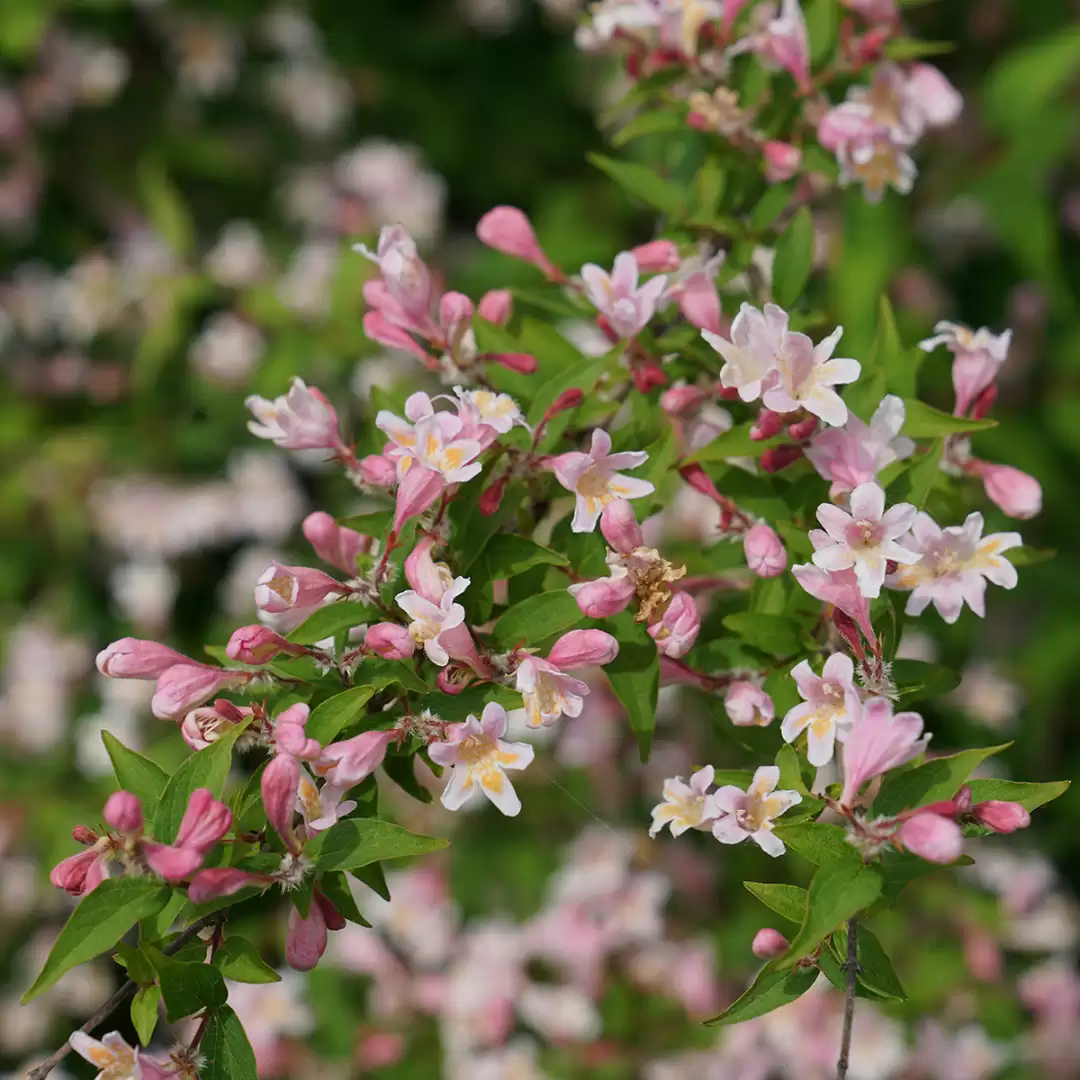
[[983, 27, 1080, 132], [965, 778, 1070, 811], [690, 157, 726, 221], [22, 878, 171, 1002], [744, 882, 808, 924], [201, 1005, 258, 1080], [772, 207, 814, 308], [305, 686, 377, 745], [155, 957, 228, 1021], [287, 602, 375, 646], [749, 182, 797, 231], [883, 38, 954, 60], [890, 440, 943, 511], [612, 110, 685, 147], [306, 819, 447, 872], [704, 964, 819, 1026], [526, 348, 617, 431], [604, 612, 660, 761], [131, 985, 162, 1047], [722, 613, 801, 656], [214, 938, 282, 985], [901, 399, 997, 438], [480, 534, 568, 580], [588, 153, 684, 216], [102, 731, 170, 810], [778, 862, 883, 969], [137, 159, 194, 258], [891, 657, 960, 703], [872, 744, 1011, 818], [492, 590, 584, 647], [773, 822, 861, 866]]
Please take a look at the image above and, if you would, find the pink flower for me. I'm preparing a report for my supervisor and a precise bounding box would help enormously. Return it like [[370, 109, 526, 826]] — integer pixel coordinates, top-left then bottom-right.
[[793, 563, 875, 642], [887, 511, 1021, 623], [355, 224, 434, 322], [103, 792, 144, 834], [701, 301, 788, 402], [632, 239, 680, 273], [69, 1032, 141, 1080], [272, 702, 322, 761], [762, 324, 861, 427], [973, 800, 1031, 834], [476, 205, 560, 279], [515, 630, 619, 728], [181, 699, 251, 752], [317, 728, 397, 789], [674, 271, 723, 335], [151, 664, 248, 721], [977, 463, 1042, 520], [648, 593, 700, 658], [840, 697, 929, 807], [226, 625, 306, 665], [898, 811, 964, 864], [439, 291, 474, 345], [246, 377, 342, 451], [428, 702, 535, 816], [51, 844, 109, 897], [811, 481, 919, 598], [729, 0, 811, 88], [262, 753, 301, 852], [804, 394, 915, 496], [143, 788, 232, 880], [95, 638, 192, 679], [650, 765, 719, 837], [188, 867, 273, 904], [711, 766, 803, 856], [905, 64, 963, 130], [392, 464, 446, 532], [817, 103, 879, 152], [551, 429, 655, 533], [744, 522, 788, 577], [302, 512, 372, 574], [763, 140, 802, 182], [453, 386, 527, 437], [725, 680, 775, 727], [395, 576, 469, 667], [782, 654, 860, 767], [752, 928, 790, 959], [296, 769, 356, 833], [365, 622, 416, 660], [254, 564, 343, 615], [378, 395, 485, 485], [918, 321, 1011, 416], [478, 288, 513, 324], [580, 252, 667, 339], [600, 498, 644, 555]]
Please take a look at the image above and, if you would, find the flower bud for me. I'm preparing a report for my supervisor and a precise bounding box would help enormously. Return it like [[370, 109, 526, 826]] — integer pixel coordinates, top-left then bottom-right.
[[744, 523, 787, 578], [50, 849, 106, 897], [568, 576, 635, 619], [356, 453, 398, 488], [545, 388, 584, 419], [725, 681, 774, 727], [906, 63, 963, 128], [96, 638, 191, 680], [246, 377, 342, 452], [762, 140, 802, 183], [392, 465, 445, 532], [438, 291, 474, 339], [978, 463, 1042, 520], [787, 416, 817, 440], [632, 364, 667, 393], [750, 409, 785, 441], [303, 511, 372, 573], [972, 800, 1031, 834], [255, 564, 343, 615], [600, 499, 644, 555], [226, 625, 303, 666], [479, 475, 508, 517], [476, 206, 559, 279], [680, 463, 722, 501], [897, 811, 964, 864], [151, 664, 248, 721], [478, 288, 513, 325], [676, 273, 722, 335], [188, 868, 271, 904], [660, 384, 708, 417], [648, 592, 701, 659], [752, 928, 789, 959], [103, 792, 143, 835], [365, 622, 416, 660], [362, 311, 431, 362], [547, 629, 620, 669], [320, 729, 397, 789], [437, 665, 473, 695], [72, 825, 99, 846], [262, 754, 301, 853], [286, 902, 328, 972], [485, 351, 537, 374], [760, 444, 804, 473], [631, 239, 680, 273]]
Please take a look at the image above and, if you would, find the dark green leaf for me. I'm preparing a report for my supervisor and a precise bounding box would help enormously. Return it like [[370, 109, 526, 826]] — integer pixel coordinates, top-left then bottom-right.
[[305, 686, 377, 745], [480, 534, 568, 580], [102, 731, 170, 811], [492, 590, 584, 647], [287, 602, 375, 646], [772, 207, 814, 308], [832, 925, 907, 1001], [722, 613, 801, 656], [201, 1005, 258, 1080], [306, 818, 447, 872], [611, 110, 685, 147], [744, 882, 808, 924], [891, 657, 960, 703], [704, 964, 819, 1026], [604, 613, 660, 761], [883, 37, 954, 60], [901, 399, 997, 438], [318, 871, 372, 927], [214, 938, 282, 985], [983, 26, 1080, 132], [749, 182, 796, 231], [772, 822, 860, 866], [965, 778, 1070, 811], [872, 744, 1011, 817], [155, 957, 228, 1021]]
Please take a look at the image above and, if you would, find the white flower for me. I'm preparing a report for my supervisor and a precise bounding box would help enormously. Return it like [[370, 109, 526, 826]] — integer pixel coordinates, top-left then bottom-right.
[[650, 765, 720, 837], [515, 656, 590, 729], [781, 654, 861, 767], [246, 376, 341, 450], [762, 324, 861, 427], [810, 481, 920, 598], [377, 391, 484, 484], [711, 766, 803, 857], [887, 511, 1021, 623], [580, 251, 667, 338], [428, 703, 535, 816], [701, 301, 788, 402], [395, 576, 470, 666], [453, 386, 527, 435], [69, 1031, 139, 1080]]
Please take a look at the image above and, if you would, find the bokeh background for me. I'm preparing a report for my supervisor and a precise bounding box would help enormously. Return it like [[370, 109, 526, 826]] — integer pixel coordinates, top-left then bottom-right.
[[1, 0, 1079, 1077]]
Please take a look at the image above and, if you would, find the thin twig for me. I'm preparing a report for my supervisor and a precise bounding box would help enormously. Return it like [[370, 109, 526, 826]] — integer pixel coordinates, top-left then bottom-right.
[[836, 915, 860, 1080], [27, 912, 221, 1080]]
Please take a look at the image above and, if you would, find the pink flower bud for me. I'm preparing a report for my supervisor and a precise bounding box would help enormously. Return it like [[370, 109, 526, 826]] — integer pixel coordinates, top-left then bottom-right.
[[725, 681, 774, 727], [142, 842, 204, 882], [362, 311, 431, 363], [544, 388, 584, 420], [319, 729, 397, 789], [50, 848, 107, 897], [365, 622, 416, 660], [392, 465, 445, 532], [744, 523, 787, 578], [181, 700, 250, 752], [72, 825, 99, 846], [676, 273, 722, 335], [262, 754, 301, 852], [854, 26, 891, 62], [978, 463, 1042, 520], [648, 592, 701, 658], [632, 364, 667, 393], [188, 867, 272, 904], [273, 702, 322, 760], [478, 289, 513, 325], [972, 800, 1031, 834], [255, 564, 343, 615], [787, 416, 817, 440], [476, 206, 559, 279], [547, 629, 620, 670], [358, 225, 434, 321], [286, 902, 328, 972], [752, 928, 789, 959], [600, 499, 644, 555], [760, 444, 803, 473], [569, 575, 636, 619], [103, 792, 143, 835], [750, 409, 785, 441], [437, 665, 472, 694], [680, 463, 722, 501], [438, 291, 474, 339], [246, 377, 342, 452], [303, 512, 372, 574], [357, 1033, 405, 1072], [151, 664, 247, 721], [763, 140, 802, 183], [660, 384, 708, 417], [479, 475, 508, 516], [631, 239, 680, 273], [898, 811, 964, 864], [96, 638, 192, 679], [356, 453, 398, 488], [226, 625, 303, 666], [484, 351, 537, 374]]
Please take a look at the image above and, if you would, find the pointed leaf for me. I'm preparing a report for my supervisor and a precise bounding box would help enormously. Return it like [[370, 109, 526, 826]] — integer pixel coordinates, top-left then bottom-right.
[[872, 744, 1011, 818], [305, 686, 377, 745], [772, 207, 814, 308], [131, 985, 161, 1047], [213, 938, 282, 985], [305, 819, 447, 872], [201, 1005, 258, 1080], [704, 964, 819, 1026], [603, 612, 660, 761], [102, 731, 170, 811], [744, 882, 808, 924]]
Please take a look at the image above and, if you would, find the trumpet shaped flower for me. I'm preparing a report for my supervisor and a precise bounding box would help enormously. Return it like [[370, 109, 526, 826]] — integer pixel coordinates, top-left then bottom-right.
[[395, 576, 470, 667], [552, 429, 655, 533], [650, 765, 720, 838], [711, 766, 802, 857], [781, 653, 861, 766], [580, 251, 667, 339]]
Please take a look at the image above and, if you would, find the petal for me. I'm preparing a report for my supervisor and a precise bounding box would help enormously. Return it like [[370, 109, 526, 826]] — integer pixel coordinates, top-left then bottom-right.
[[608, 474, 656, 501], [819, 356, 861, 386], [848, 482, 885, 522], [781, 702, 815, 742], [589, 428, 613, 459], [712, 817, 750, 845], [440, 766, 474, 811], [807, 724, 837, 767], [821, 652, 854, 685], [816, 503, 854, 542], [853, 554, 886, 598], [751, 765, 780, 795], [571, 494, 604, 534], [812, 544, 855, 572], [496, 739, 535, 771], [604, 450, 650, 471], [480, 701, 509, 738], [753, 828, 786, 857], [480, 769, 523, 816], [881, 502, 917, 537], [710, 785, 745, 814]]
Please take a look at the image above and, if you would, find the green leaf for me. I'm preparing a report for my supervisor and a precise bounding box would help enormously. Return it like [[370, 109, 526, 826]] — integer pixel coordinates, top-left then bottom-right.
[[102, 731, 170, 810], [155, 957, 228, 1021], [890, 440, 943, 511], [131, 985, 161, 1047], [883, 37, 954, 60], [306, 819, 447, 872], [214, 938, 282, 985], [363, 659, 430, 695], [875, 850, 974, 908], [141, 889, 188, 942], [381, 749, 434, 803], [153, 718, 250, 844], [588, 153, 684, 216], [287, 602, 375, 646], [336, 510, 393, 536], [604, 612, 660, 761], [772, 207, 814, 308], [201, 1005, 259, 1080], [525, 348, 617, 431], [832, 925, 907, 1001], [687, 423, 773, 463], [744, 882, 808, 924], [611, 110, 685, 147], [965, 778, 1070, 811], [704, 964, 819, 1026], [1004, 546, 1055, 568], [722, 613, 801, 656], [690, 157, 726, 221], [318, 871, 372, 926], [137, 159, 194, 257], [901, 399, 997, 438], [983, 26, 1080, 132], [778, 862, 883, 969], [805, 0, 838, 64], [480, 534, 568, 580], [22, 878, 171, 1002], [749, 182, 796, 231], [492, 590, 584, 647], [772, 822, 860, 866], [891, 657, 960, 703], [873, 296, 917, 398], [305, 686, 377, 745], [872, 744, 1011, 818]]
